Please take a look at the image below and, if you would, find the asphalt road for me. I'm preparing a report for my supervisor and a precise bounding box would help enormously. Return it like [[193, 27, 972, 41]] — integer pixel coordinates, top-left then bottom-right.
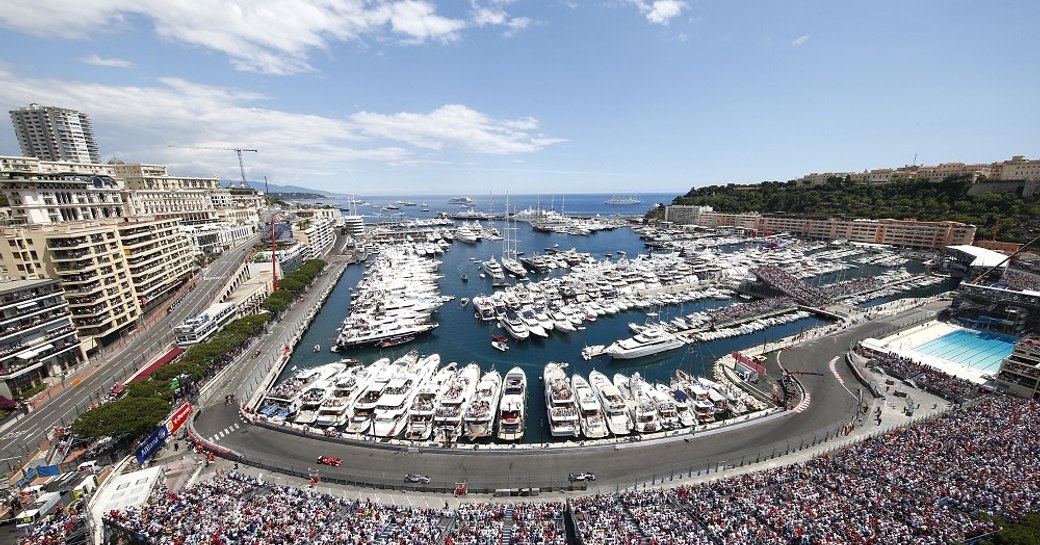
[[0, 235, 260, 475], [194, 274, 947, 492]]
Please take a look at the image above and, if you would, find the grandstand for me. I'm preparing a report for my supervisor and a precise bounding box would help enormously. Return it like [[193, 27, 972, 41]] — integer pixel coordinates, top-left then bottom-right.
[[951, 268, 1040, 336]]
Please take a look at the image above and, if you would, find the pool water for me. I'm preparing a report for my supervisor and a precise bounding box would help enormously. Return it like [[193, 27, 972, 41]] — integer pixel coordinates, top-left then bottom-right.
[[913, 329, 1018, 374]]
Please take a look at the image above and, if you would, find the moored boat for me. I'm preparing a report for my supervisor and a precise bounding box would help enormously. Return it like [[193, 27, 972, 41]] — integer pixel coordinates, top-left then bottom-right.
[[497, 367, 527, 441]]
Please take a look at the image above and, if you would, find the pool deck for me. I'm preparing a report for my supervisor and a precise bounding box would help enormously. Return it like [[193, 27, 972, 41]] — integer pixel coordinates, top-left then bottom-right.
[[875, 321, 1007, 384]]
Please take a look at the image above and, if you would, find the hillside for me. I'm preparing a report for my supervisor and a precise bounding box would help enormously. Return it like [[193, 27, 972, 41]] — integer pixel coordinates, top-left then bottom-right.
[[663, 177, 1040, 243]]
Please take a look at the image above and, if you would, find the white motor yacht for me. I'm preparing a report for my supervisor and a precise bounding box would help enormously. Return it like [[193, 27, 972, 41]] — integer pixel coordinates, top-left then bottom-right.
[[497, 367, 527, 441], [313, 363, 366, 428], [544, 362, 579, 437], [404, 362, 457, 441], [464, 369, 502, 439], [590, 370, 632, 436], [605, 326, 685, 360], [370, 354, 438, 438], [343, 358, 400, 434], [433, 363, 480, 443], [482, 257, 505, 279], [260, 361, 348, 422], [628, 373, 661, 434], [573, 374, 610, 439], [521, 310, 548, 338], [501, 311, 530, 340]]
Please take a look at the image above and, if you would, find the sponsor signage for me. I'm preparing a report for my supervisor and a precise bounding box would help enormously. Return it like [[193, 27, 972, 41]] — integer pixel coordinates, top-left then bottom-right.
[[135, 426, 169, 465], [166, 402, 193, 435]]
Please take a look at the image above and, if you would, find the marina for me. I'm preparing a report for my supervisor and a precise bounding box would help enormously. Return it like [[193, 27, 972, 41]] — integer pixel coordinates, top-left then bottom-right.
[[274, 194, 955, 443]]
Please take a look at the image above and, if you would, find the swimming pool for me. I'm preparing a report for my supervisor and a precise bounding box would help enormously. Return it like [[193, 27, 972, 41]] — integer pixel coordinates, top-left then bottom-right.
[[912, 329, 1018, 374]]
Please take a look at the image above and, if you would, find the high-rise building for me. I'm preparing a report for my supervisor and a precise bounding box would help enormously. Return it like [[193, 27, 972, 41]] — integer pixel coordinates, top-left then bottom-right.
[[9, 104, 101, 163]]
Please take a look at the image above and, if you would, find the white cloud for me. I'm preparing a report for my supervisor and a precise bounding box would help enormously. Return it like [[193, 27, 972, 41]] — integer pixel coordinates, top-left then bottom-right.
[[80, 55, 135, 68], [470, 1, 532, 37], [629, 0, 687, 25], [0, 0, 528, 75], [0, 68, 562, 187], [792, 34, 810, 46], [351, 104, 566, 154]]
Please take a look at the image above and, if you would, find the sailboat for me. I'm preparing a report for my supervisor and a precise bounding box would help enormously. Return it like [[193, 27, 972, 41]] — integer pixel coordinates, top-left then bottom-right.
[[500, 195, 527, 278]]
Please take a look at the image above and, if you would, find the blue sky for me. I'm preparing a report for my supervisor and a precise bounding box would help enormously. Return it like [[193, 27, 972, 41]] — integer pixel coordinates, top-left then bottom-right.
[[0, 1, 1037, 196]]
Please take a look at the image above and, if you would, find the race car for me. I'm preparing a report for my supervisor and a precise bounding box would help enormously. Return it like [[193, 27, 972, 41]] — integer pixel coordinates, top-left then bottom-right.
[[404, 473, 431, 484], [568, 472, 596, 482], [317, 456, 342, 466]]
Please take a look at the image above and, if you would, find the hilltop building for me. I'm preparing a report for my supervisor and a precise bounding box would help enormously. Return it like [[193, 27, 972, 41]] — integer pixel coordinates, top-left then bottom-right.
[[662, 205, 976, 249]]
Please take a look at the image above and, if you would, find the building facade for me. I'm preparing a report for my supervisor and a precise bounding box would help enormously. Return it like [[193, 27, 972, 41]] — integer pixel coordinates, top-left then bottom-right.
[[9, 104, 101, 164], [0, 218, 196, 352], [664, 207, 977, 249], [0, 279, 86, 399], [995, 336, 1040, 400]]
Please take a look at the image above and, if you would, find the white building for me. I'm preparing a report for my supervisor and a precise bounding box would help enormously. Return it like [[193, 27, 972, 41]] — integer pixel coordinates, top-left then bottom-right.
[[9, 104, 100, 163]]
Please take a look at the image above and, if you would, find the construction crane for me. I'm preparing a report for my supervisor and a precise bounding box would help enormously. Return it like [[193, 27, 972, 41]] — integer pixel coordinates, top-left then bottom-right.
[[168, 145, 258, 188]]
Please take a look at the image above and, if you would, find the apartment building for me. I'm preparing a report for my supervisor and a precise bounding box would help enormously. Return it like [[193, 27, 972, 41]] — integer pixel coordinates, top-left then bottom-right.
[[9, 104, 100, 163], [666, 207, 977, 249], [0, 278, 85, 399], [291, 211, 336, 259], [0, 218, 195, 352], [995, 336, 1040, 400], [183, 222, 255, 255]]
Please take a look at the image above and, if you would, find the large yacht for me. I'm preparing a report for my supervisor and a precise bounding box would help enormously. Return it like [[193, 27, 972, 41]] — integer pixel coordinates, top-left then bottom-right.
[[343, 358, 401, 434], [497, 367, 527, 441], [500, 310, 530, 340], [544, 362, 579, 438], [260, 362, 347, 422], [433, 363, 480, 443], [313, 361, 371, 428], [463, 369, 502, 439], [590, 370, 632, 436], [449, 196, 475, 206], [573, 374, 609, 439], [370, 354, 439, 438], [627, 372, 662, 434], [404, 362, 457, 441], [604, 196, 642, 205], [482, 257, 505, 279], [605, 326, 685, 360]]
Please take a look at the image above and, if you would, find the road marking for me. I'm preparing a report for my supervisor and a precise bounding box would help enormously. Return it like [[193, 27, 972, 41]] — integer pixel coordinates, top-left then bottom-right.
[[828, 356, 856, 398]]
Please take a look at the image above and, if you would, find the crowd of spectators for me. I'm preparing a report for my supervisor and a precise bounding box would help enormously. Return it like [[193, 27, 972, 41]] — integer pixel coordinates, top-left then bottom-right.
[[16, 503, 88, 545], [574, 395, 1039, 545], [865, 350, 982, 401], [996, 270, 1040, 292], [707, 296, 795, 327], [95, 395, 1038, 545], [452, 502, 565, 545], [820, 276, 887, 300], [751, 265, 829, 306], [104, 472, 447, 545]]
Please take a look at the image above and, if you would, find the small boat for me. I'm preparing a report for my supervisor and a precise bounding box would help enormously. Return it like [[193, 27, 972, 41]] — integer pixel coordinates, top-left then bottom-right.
[[313, 344, 320, 352], [460, 298, 470, 307], [492, 335, 510, 343], [461, 274, 469, 282], [492, 340, 509, 352]]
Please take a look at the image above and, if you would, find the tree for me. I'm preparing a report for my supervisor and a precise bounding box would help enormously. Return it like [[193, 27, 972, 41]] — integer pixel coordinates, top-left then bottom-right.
[[70, 397, 172, 439]]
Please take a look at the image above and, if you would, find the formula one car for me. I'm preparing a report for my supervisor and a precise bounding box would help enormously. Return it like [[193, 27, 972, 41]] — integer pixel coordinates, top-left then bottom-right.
[[317, 456, 343, 466]]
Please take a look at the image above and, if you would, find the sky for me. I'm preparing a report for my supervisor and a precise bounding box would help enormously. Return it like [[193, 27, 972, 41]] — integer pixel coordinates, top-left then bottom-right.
[[0, 1, 1038, 196]]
